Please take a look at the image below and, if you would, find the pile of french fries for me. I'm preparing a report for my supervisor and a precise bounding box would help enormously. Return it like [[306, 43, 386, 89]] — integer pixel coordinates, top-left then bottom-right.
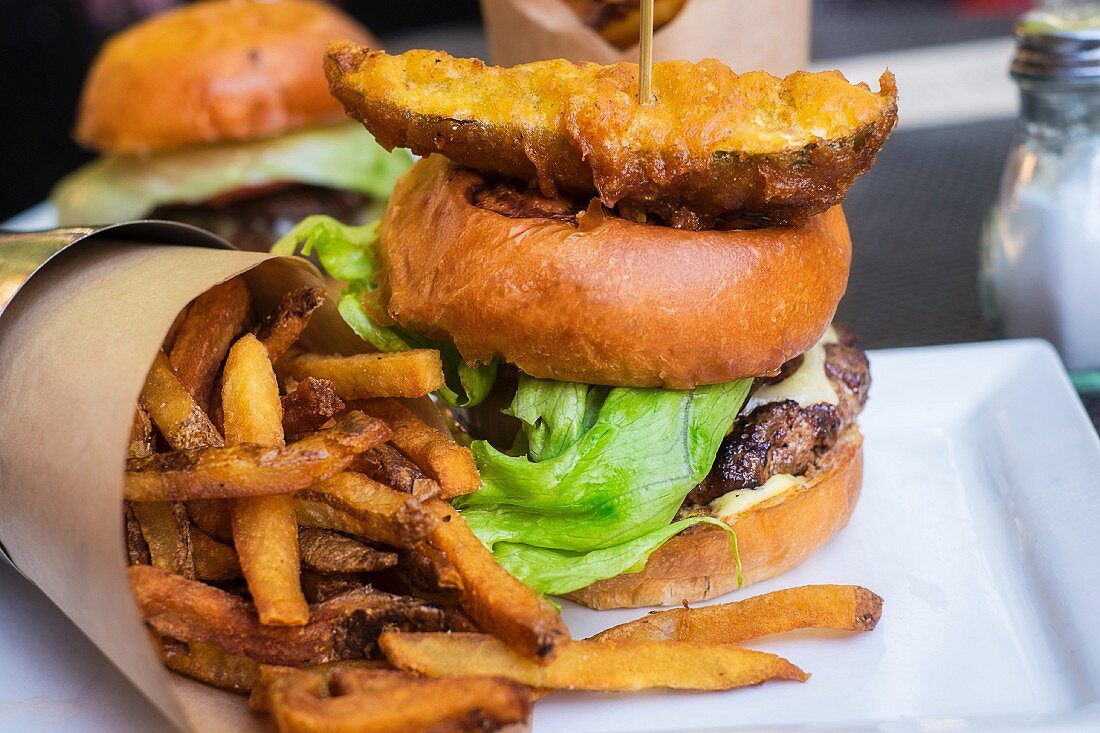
[[123, 276, 884, 732]]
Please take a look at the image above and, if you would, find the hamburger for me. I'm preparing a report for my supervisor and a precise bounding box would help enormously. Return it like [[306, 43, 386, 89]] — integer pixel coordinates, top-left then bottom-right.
[[50, 0, 411, 251], [278, 46, 897, 609]]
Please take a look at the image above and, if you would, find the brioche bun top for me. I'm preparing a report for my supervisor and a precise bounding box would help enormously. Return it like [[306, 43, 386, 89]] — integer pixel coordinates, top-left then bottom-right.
[[76, 0, 376, 154], [378, 156, 853, 388]]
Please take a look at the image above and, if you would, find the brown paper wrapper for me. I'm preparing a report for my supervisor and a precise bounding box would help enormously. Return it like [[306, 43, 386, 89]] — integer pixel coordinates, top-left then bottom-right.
[[0, 240, 362, 731], [480, 0, 810, 73]]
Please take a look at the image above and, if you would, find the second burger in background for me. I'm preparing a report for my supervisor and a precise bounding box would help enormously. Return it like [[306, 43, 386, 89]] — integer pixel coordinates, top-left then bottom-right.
[[51, 0, 411, 251]]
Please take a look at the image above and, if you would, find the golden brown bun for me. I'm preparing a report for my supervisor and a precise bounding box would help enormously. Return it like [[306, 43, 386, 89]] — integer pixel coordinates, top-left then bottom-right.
[[567, 426, 863, 609], [379, 155, 852, 388], [76, 0, 376, 154]]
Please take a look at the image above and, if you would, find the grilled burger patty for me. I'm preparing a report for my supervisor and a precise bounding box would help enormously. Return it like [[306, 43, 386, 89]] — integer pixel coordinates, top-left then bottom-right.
[[151, 184, 373, 252], [688, 329, 869, 506]]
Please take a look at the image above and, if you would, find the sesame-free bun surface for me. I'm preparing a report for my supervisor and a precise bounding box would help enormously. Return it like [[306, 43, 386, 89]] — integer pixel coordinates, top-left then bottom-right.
[[76, 0, 376, 154], [378, 155, 852, 388], [567, 426, 863, 609]]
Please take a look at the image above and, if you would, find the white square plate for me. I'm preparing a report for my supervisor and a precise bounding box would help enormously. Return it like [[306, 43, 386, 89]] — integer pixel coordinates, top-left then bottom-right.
[[0, 310, 1097, 728], [543, 339, 1100, 733]]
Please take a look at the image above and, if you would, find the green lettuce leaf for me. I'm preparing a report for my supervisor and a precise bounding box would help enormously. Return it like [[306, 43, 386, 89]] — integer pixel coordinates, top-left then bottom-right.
[[490, 516, 738, 596], [457, 377, 751, 594], [271, 216, 380, 282], [338, 292, 410, 353], [505, 375, 609, 462], [431, 340, 500, 410], [272, 215, 497, 408], [52, 122, 413, 225]]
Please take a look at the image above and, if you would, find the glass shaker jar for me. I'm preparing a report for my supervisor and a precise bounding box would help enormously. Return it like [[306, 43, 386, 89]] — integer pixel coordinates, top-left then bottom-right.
[[982, 11, 1100, 371]]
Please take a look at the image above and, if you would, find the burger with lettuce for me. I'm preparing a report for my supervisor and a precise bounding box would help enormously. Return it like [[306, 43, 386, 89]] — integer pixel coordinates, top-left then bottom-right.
[[51, 0, 410, 251], [275, 47, 896, 608]]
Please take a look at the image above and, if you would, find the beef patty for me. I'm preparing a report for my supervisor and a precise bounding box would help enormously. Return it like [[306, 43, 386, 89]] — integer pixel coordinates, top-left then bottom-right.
[[151, 184, 374, 252], [687, 331, 870, 506]]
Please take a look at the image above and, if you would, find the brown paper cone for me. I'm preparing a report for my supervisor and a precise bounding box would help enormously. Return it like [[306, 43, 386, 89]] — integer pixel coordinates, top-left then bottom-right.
[[480, 0, 811, 73], [0, 241, 359, 731]]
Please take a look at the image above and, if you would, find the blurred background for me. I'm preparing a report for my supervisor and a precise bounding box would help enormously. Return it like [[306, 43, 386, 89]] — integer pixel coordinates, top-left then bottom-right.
[[0, 0, 1025, 225], [0, 0, 1034, 342], [13, 0, 1100, 430]]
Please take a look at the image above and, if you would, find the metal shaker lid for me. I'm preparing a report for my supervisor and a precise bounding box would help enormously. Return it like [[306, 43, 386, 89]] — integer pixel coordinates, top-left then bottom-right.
[[0, 220, 233, 324], [1013, 8, 1100, 80]]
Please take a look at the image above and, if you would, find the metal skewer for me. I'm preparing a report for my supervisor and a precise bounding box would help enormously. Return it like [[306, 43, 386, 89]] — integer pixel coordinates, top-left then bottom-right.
[[639, 0, 655, 105]]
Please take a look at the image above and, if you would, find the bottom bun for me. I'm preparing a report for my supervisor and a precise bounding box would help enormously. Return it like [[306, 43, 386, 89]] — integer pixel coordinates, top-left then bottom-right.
[[567, 426, 864, 610]]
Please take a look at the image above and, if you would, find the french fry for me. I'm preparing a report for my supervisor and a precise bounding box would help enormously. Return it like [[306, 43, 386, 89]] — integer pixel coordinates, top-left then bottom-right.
[[125, 414, 156, 567], [124, 501, 151, 566], [300, 572, 364, 605], [223, 333, 308, 627], [154, 634, 260, 694], [231, 493, 308, 625], [257, 666, 532, 733], [252, 286, 326, 363], [303, 472, 436, 548], [354, 399, 480, 498], [380, 632, 809, 691], [591, 585, 884, 645], [250, 662, 394, 712], [191, 526, 241, 581], [292, 495, 468, 591], [418, 499, 569, 660], [169, 277, 252, 409], [298, 528, 398, 574], [285, 350, 445, 400], [187, 500, 233, 544], [350, 443, 441, 501], [152, 634, 387, 696], [294, 499, 376, 539], [132, 500, 195, 579], [140, 351, 225, 450], [129, 565, 449, 667], [295, 489, 463, 599], [399, 548, 464, 596], [161, 302, 191, 353], [281, 377, 344, 438], [130, 407, 154, 459], [125, 411, 391, 501]]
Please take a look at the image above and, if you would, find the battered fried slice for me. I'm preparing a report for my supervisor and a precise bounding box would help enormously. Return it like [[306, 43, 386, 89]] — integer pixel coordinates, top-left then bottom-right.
[[325, 44, 898, 229]]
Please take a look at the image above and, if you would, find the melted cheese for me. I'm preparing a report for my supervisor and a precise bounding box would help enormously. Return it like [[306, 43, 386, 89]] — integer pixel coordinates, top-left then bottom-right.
[[743, 327, 838, 413], [710, 474, 803, 521], [706, 328, 838, 511]]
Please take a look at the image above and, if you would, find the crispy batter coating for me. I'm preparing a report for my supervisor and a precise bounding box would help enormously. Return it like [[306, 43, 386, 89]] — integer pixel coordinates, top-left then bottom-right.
[[325, 45, 898, 229]]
